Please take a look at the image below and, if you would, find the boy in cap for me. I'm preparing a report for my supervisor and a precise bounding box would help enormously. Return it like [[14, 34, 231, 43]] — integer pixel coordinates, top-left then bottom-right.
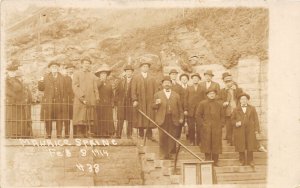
[[219, 72, 243, 145], [153, 76, 184, 159], [115, 65, 135, 139], [231, 93, 260, 167], [195, 88, 224, 166]]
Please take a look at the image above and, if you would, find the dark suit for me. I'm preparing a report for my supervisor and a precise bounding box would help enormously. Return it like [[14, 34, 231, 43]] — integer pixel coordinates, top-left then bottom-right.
[[153, 90, 183, 159], [171, 81, 184, 139], [38, 73, 65, 138], [115, 78, 134, 138], [184, 84, 205, 145], [62, 75, 74, 138]]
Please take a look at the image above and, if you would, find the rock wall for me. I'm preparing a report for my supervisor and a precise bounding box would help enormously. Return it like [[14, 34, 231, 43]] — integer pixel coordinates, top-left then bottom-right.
[[3, 139, 143, 187]]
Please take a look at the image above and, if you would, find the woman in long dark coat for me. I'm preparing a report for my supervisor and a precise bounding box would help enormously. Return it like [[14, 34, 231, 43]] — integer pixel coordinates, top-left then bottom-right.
[[231, 93, 260, 167], [94, 64, 115, 138]]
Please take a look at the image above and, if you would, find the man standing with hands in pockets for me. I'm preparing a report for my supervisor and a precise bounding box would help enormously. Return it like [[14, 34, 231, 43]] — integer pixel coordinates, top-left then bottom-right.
[[153, 76, 184, 160]]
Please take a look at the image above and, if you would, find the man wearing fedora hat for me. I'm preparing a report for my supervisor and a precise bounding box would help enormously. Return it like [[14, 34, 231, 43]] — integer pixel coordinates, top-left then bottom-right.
[[231, 93, 260, 167], [200, 70, 220, 99], [195, 88, 224, 166], [219, 72, 243, 145], [184, 73, 205, 145], [115, 64, 135, 139], [94, 64, 115, 138], [38, 60, 65, 139], [131, 60, 158, 140], [153, 76, 184, 159], [72, 57, 99, 138]]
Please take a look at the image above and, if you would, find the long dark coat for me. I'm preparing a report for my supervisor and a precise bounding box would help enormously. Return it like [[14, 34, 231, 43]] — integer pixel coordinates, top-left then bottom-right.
[[231, 105, 260, 152], [21, 86, 33, 137], [115, 78, 134, 123], [38, 73, 65, 121], [5, 77, 27, 137], [94, 80, 115, 137], [184, 84, 205, 117], [63, 75, 74, 120], [72, 70, 99, 125], [131, 73, 158, 128], [195, 99, 224, 154]]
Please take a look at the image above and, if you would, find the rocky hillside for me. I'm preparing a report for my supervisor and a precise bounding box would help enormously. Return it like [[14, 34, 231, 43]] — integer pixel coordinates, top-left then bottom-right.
[[5, 7, 268, 101]]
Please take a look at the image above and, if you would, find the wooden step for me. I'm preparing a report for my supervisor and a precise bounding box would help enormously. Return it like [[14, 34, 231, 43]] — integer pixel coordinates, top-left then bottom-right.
[[217, 172, 267, 181]]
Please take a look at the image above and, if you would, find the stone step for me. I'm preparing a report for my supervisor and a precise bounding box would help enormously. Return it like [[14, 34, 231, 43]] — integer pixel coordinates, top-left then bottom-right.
[[178, 151, 267, 159], [144, 145, 236, 154], [216, 172, 267, 181], [214, 165, 267, 173], [217, 179, 267, 184], [218, 159, 267, 166]]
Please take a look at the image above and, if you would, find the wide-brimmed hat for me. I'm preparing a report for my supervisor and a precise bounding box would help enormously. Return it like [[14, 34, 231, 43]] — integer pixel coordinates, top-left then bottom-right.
[[48, 60, 60, 68], [124, 64, 134, 71], [95, 64, 111, 77], [169, 69, 179, 75], [161, 75, 172, 83], [238, 93, 250, 100], [6, 64, 19, 71], [222, 72, 232, 81], [191, 73, 201, 80], [206, 88, 218, 95], [204, 70, 214, 77], [179, 73, 189, 80]]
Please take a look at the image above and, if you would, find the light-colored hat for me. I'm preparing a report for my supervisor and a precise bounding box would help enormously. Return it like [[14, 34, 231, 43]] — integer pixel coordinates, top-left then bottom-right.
[[95, 64, 111, 77]]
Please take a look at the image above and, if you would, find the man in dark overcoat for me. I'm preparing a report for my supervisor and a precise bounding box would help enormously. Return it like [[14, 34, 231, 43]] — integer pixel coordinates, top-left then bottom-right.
[[153, 76, 184, 159], [38, 60, 65, 138], [115, 65, 135, 139], [195, 88, 224, 166], [219, 72, 243, 145], [131, 60, 158, 140], [199, 70, 220, 99], [184, 73, 205, 145], [231, 93, 260, 167]]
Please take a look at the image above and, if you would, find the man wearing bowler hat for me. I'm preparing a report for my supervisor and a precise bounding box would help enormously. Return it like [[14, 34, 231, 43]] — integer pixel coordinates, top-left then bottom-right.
[[38, 60, 65, 138], [200, 70, 220, 99], [184, 73, 205, 145], [195, 88, 224, 166], [153, 76, 184, 159], [115, 65, 135, 139], [231, 93, 260, 167], [131, 60, 158, 140], [219, 72, 243, 145]]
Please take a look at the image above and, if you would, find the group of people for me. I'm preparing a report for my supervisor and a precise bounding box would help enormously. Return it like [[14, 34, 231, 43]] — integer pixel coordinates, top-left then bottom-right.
[[5, 56, 262, 167]]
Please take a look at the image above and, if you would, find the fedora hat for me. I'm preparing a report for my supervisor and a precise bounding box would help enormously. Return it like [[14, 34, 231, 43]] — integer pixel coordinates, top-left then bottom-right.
[[124, 64, 134, 71], [179, 73, 189, 80], [169, 69, 179, 75], [204, 70, 214, 77], [222, 72, 232, 81], [65, 64, 76, 69], [206, 88, 218, 95], [95, 64, 111, 77], [238, 93, 250, 100], [191, 73, 201, 80], [161, 75, 172, 83], [80, 56, 92, 64], [48, 60, 60, 68]]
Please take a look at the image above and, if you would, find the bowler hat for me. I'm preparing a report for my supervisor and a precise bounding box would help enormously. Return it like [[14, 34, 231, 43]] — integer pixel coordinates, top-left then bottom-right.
[[238, 93, 250, 100], [206, 88, 217, 95], [65, 64, 76, 69], [124, 64, 134, 71], [169, 69, 179, 75], [161, 75, 172, 83], [6, 64, 19, 71], [204, 70, 214, 77], [179, 73, 189, 80], [222, 72, 232, 81], [191, 73, 201, 80], [139, 61, 151, 67], [48, 60, 60, 68], [80, 57, 92, 64], [95, 64, 111, 77]]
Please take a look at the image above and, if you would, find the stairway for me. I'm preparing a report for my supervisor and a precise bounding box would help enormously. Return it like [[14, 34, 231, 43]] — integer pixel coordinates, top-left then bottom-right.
[[138, 132, 267, 185]]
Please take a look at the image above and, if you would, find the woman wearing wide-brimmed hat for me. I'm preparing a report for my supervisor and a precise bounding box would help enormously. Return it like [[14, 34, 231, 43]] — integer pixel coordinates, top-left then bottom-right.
[[94, 64, 115, 138]]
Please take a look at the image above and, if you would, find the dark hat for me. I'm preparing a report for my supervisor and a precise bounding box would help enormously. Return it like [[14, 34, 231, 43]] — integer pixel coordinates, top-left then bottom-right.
[[48, 60, 60, 68], [222, 72, 232, 81], [191, 73, 201, 80], [206, 88, 217, 95], [6, 64, 19, 71], [80, 56, 92, 64], [169, 69, 179, 75], [65, 64, 76, 69], [179, 73, 189, 80], [161, 75, 172, 83], [204, 70, 214, 77], [139, 61, 151, 67], [238, 93, 250, 100], [95, 64, 111, 77], [124, 64, 134, 71]]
